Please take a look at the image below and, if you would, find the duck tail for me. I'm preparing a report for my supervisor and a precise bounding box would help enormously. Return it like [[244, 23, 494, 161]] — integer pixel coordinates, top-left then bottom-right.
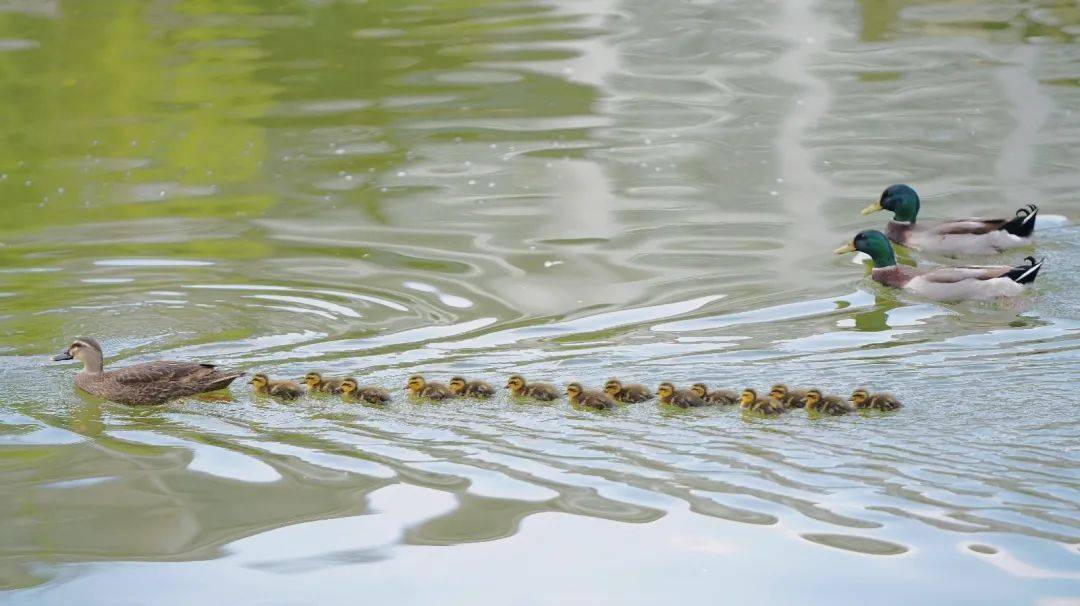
[[1005, 256, 1044, 285], [208, 370, 245, 391], [1000, 204, 1038, 238]]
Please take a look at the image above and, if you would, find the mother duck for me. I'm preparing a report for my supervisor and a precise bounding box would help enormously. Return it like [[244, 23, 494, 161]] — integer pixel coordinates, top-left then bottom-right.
[[51, 337, 244, 405], [835, 230, 1043, 302], [862, 184, 1037, 255]]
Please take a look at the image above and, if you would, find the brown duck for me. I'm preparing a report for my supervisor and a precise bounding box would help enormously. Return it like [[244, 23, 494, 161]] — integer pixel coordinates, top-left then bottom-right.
[[770, 384, 808, 409], [656, 382, 708, 408], [804, 389, 854, 415], [340, 378, 391, 404], [850, 388, 902, 411], [406, 375, 453, 400], [250, 374, 305, 399], [505, 375, 560, 401], [603, 378, 653, 403], [303, 372, 346, 394], [739, 388, 785, 416], [690, 383, 739, 405], [449, 376, 496, 398], [51, 337, 243, 405], [566, 383, 617, 410]]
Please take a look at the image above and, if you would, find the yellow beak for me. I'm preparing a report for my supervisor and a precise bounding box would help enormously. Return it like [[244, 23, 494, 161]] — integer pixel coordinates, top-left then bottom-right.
[[860, 201, 883, 215], [834, 242, 856, 254]]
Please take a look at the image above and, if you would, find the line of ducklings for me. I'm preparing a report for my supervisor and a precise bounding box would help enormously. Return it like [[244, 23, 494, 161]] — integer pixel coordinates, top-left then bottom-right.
[[250, 372, 900, 415]]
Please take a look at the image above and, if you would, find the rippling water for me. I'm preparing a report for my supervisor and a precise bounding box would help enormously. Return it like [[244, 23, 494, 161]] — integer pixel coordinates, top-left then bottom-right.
[[2, 0, 1079, 603]]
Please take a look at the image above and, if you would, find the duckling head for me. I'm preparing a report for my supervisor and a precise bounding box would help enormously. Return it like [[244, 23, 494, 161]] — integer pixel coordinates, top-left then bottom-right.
[[565, 382, 583, 401], [769, 384, 789, 400], [51, 337, 104, 373], [406, 375, 426, 394], [506, 374, 525, 393], [303, 372, 323, 389], [603, 379, 622, 396], [656, 382, 675, 402], [448, 376, 467, 395], [835, 230, 896, 268], [340, 378, 358, 395], [804, 389, 823, 411], [739, 389, 757, 408], [863, 184, 920, 223], [690, 383, 708, 398], [250, 374, 269, 389], [850, 388, 869, 406]]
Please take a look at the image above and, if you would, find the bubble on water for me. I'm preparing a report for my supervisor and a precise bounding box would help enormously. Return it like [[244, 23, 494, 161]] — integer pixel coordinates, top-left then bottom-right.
[[468, 180, 477, 185], [397, 171, 406, 177], [543, 260, 563, 268]]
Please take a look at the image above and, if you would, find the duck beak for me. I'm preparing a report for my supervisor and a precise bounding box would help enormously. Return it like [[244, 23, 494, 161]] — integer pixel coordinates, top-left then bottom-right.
[[860, 201, 883, 215], [51, 351, 73, 361], [834, 242, 856, 254]]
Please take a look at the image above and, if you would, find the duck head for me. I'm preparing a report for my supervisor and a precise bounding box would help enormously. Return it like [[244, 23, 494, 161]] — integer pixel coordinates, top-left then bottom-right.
[[850, 388, 869, 407], [739, 389, 757, 408], [863, 184, 920, 223], [804, 389, 823, 411], [249, 374, 269, 389], [51, 337, 104, 374], [656, 382, 675, 402], [303, 372, 323, 389], [506, 374, 526, 394], [565, 382, 583, 402], [448, 376, 467, 395], [690, 383, 708, 398], [340, 378, 358, 396], [769, 384, 790, 400], [834, 230, 897, 268], [603, 379, 623, 396], [406, 375, 426, 394]]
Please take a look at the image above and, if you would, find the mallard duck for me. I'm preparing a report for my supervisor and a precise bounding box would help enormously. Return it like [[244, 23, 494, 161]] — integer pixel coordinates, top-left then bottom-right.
[[850, 388, 902, 411], [835, 230, 1044, 302], [804, 389, 853, 415], [739, 388, 784, 415], [448, 376, 496, 398], [603, 379, 653, 403], [505, 374, 559, 401], [769, 384, 808, 409], [303, 372, 346, 394], [340, 378, 391, 404], [689, 383, 739, 405], [566, 383, 617, 410], [406, 374, 452, 400], [656, 382, 708, 408], [862, 184, 1038, 255], [50, 337, 243, 405], [250, 373, 305, 399]]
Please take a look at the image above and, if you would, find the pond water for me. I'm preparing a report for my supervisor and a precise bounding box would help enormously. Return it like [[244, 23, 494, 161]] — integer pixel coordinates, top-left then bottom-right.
[[1, 0, 1078, 603]]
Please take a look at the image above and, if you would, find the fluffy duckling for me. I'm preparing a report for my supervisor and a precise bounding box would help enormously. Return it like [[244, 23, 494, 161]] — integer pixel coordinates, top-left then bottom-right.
[[739, 388, 785, 415], [770, 384, 808, 409], [603, 378, 654, 403], [689, 383, 739, 405], [566, 383, 617, 410], [804, 389, 854, 415], [340, 378, 391, 404], [657, 382, 708, 408], [250, 373, 305, 399], [448, 376, 496, 398], [303, 372, 346, 394], [406, 375, 453, 401], [850, 388, 902, 411], [505, 374, 559, 401]]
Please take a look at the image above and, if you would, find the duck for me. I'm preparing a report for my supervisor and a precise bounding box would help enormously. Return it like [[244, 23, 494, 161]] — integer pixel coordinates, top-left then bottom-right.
[[50, 337, 244, 405], [835, 230, 1044, 302], [448, 376, 496, 398], [340, 378, 391, 404], [603, 378, 654, 403], [406, 374, 453, 400], [861, 184, 1038, 255], [656, 382, 708, 408], [566, 383, 617, 410], [250, 373, 305, 399], [769, 384, 808, 409], [739, 388, 785, 415], [689, 383, 739, 405], [850, 388, 902, 411], [505, 374, 560, 401], [303, 372, 346, 394], [804, 389, 853, 415]]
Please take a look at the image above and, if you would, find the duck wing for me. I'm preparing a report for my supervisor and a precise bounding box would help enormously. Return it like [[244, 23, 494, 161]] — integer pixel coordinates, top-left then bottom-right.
[[930, 219, 1006, 236], [921, 257, 1043, 285]]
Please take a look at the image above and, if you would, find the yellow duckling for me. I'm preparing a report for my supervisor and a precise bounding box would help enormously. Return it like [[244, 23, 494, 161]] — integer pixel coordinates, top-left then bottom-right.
[[689, 383, 739, 405], [566, 383, 617, 410], [804, 389, 854, 415], [303, 372, 346, 394], [406, 375, 453, 401], [657, 382, 708, 408], [340, 378, 391, 404], [739, 388, 784, 415], [250, 373, 305, 399], [603, 378, 653, 403], [505, 374, 559, 401], [770, 384, 809, 409], [448, 376, 496, 398], [850, 388, 902, 411]]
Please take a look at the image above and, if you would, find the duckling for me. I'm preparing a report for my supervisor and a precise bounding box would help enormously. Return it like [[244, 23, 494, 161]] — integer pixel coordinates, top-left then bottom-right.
[[804, 389, 854, 415], [505, 374, 559, 401], [340, 378, 391, 404], [603, 378, 654, 403], [406, 375, 452, 401], [250, 373, 305, 399], [850, 388, 902, 411], [448, 376, 496, 398], [566, 382, 617, 410], [689, 383, 739, 405], [303, 371, 346, 394], [769, 384, 809, 409], [657, 382, 708, 408], [50, 337, 244, 405], [739, 388, 784, 415]]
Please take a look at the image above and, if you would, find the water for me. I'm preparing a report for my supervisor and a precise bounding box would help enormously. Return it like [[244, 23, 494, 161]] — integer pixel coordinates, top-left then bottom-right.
[[2, 0, 1079, 603]]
